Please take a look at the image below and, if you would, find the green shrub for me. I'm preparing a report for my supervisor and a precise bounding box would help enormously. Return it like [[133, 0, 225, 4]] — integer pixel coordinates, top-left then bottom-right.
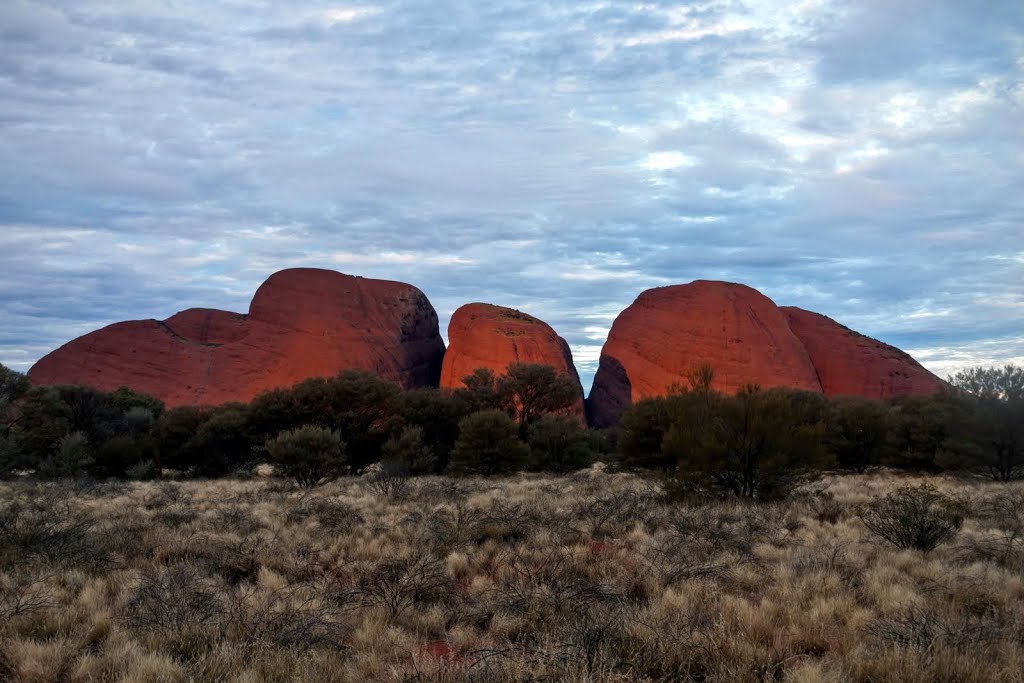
[[858, 484, 967, 552], [527, 414, 598, 473], [265, 425, 346, 488], [448, 410, 528, 477]]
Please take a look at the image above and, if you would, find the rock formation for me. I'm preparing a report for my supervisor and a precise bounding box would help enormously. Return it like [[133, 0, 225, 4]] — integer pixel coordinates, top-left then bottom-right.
[[440, 303, 584, 412], [587, 281, 822, 427], [587, 280, 948, 427], [28, 268, 446, 407], [781, 307, 945, 400]]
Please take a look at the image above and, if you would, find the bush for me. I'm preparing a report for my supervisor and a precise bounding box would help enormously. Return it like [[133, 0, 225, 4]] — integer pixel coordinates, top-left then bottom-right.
[[36, 431, 92, 479], [527, 415, 599, 473], [858, 484, 967, 552], [265, 425, 346, 488], [448, 410, 529, 477]]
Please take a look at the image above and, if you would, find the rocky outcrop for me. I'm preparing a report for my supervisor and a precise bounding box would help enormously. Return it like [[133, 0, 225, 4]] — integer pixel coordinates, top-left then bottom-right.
[[440, 303, 583, 411], [588, 281, 823, 428], [28, 268, 446, 407], [781, 306, 945, 399]]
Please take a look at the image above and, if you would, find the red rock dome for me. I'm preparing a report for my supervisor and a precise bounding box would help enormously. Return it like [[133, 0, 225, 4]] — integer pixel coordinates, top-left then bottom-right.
[[440, 303, 583, 412], [28, 268, 445, 407], [588, 281, 822, 427], [781, 307, 945, 400]]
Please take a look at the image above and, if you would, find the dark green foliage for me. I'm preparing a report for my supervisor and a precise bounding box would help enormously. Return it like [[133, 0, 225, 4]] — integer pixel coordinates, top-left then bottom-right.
[[35, 431, 93, 479], [827, 396, 891, 472], [527, 415, 600, 473], [155, 406, 213, 474], [617, 394, 691, 470], [941, 364, 1024, 481], [885, 395, 955, 472], [247, 370, 399, 473], [497, 363, 580, 437], [448, 410, 529, 477], [107, 387, 165, 420], [394, 388, 471, 472], [191, 403, 259, 477], [380, 425, 436, 476], [265, 425, 347, 488], [858, 484, 966, 552], [457, 368, 507, 413], [948, 364, 1024, 402], [92, 434, 157, 479], [0, 363, 30, 434], [664, 384, 831, 500]]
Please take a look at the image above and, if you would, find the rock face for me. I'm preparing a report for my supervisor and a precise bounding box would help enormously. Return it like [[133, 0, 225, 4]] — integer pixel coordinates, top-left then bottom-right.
[[781, 307, 945, 399], [588, 281, 823, 428], [28, 268, 446, 407], [440, 303, 583, 411]]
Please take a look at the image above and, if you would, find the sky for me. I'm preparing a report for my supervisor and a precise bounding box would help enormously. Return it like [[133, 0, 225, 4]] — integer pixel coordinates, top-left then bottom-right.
[[1, 0, 1022, 394]]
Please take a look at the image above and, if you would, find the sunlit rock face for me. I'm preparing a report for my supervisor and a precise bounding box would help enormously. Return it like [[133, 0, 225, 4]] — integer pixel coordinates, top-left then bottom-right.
[[28, 268, 445, 407], [781, 306, 945, 400], [440, 302, 584, 414], [587, 280, 823, 428], [587, 281, 947, 428]]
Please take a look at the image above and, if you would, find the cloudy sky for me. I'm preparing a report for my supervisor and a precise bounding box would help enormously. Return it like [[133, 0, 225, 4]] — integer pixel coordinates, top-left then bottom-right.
[[1, 0, 1022, 392]]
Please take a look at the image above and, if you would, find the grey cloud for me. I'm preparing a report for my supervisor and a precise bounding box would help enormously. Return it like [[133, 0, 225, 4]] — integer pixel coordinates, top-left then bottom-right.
[[0, 0, 1021, 393]]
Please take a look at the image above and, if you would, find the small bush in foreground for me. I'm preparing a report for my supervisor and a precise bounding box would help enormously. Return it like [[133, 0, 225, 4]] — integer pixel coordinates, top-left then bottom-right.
[[858, 483, 967, 551]]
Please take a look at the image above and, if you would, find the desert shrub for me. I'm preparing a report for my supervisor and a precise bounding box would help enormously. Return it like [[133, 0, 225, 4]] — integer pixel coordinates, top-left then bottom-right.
[[827, 396, 891, 472], [665, 385, 831, 500], [123, 564, 227, 658], [617, 394, 690, 470], [191, 403, 259, 476], [394, 388, 471, 472], [286, 497, 363, 533], [448, 410, 529, 477], [35, 431, 92, 479], [353, 554, 450, 620], [886, 394, 955, 472], [265, 425, 346, 488], [0, 498, 106, 570], [225, 582, 347, 652], [858, 484, 967, 551], [963, 490, 1024, 568], [527, 414, 599, 473], [155, 405, 213, 473], [379, 425, 437, 476], [90, 434, 157, 478], [248, 371, 400, 473]]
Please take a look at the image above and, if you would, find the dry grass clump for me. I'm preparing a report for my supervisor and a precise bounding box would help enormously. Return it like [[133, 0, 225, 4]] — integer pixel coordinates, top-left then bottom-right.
[[1, 471, 1023, 681]]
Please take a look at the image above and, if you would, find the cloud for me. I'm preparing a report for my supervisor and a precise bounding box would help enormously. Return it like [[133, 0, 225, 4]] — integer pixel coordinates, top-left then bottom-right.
[[0, 0, 1021, 395]]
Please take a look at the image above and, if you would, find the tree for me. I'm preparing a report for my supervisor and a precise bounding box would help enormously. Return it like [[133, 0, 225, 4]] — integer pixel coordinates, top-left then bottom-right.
[[155, 405, 213, 474], [0, 363, 30, 435], [394, 388, 472, 472], [497, 363, 580, 437], [448, 410, 529, 477], [379, 425, 437, 476], [948, 364, 1024, 402], [248, 370, 400, 473], [457, 368, 508, 413], [191, 403, 258, 476], [827, 396, 891, 472], [527, 415, 599, 473], [265, 425, 347, 488], [666, 385, 831, 499], [886, 394, 954, 472]]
